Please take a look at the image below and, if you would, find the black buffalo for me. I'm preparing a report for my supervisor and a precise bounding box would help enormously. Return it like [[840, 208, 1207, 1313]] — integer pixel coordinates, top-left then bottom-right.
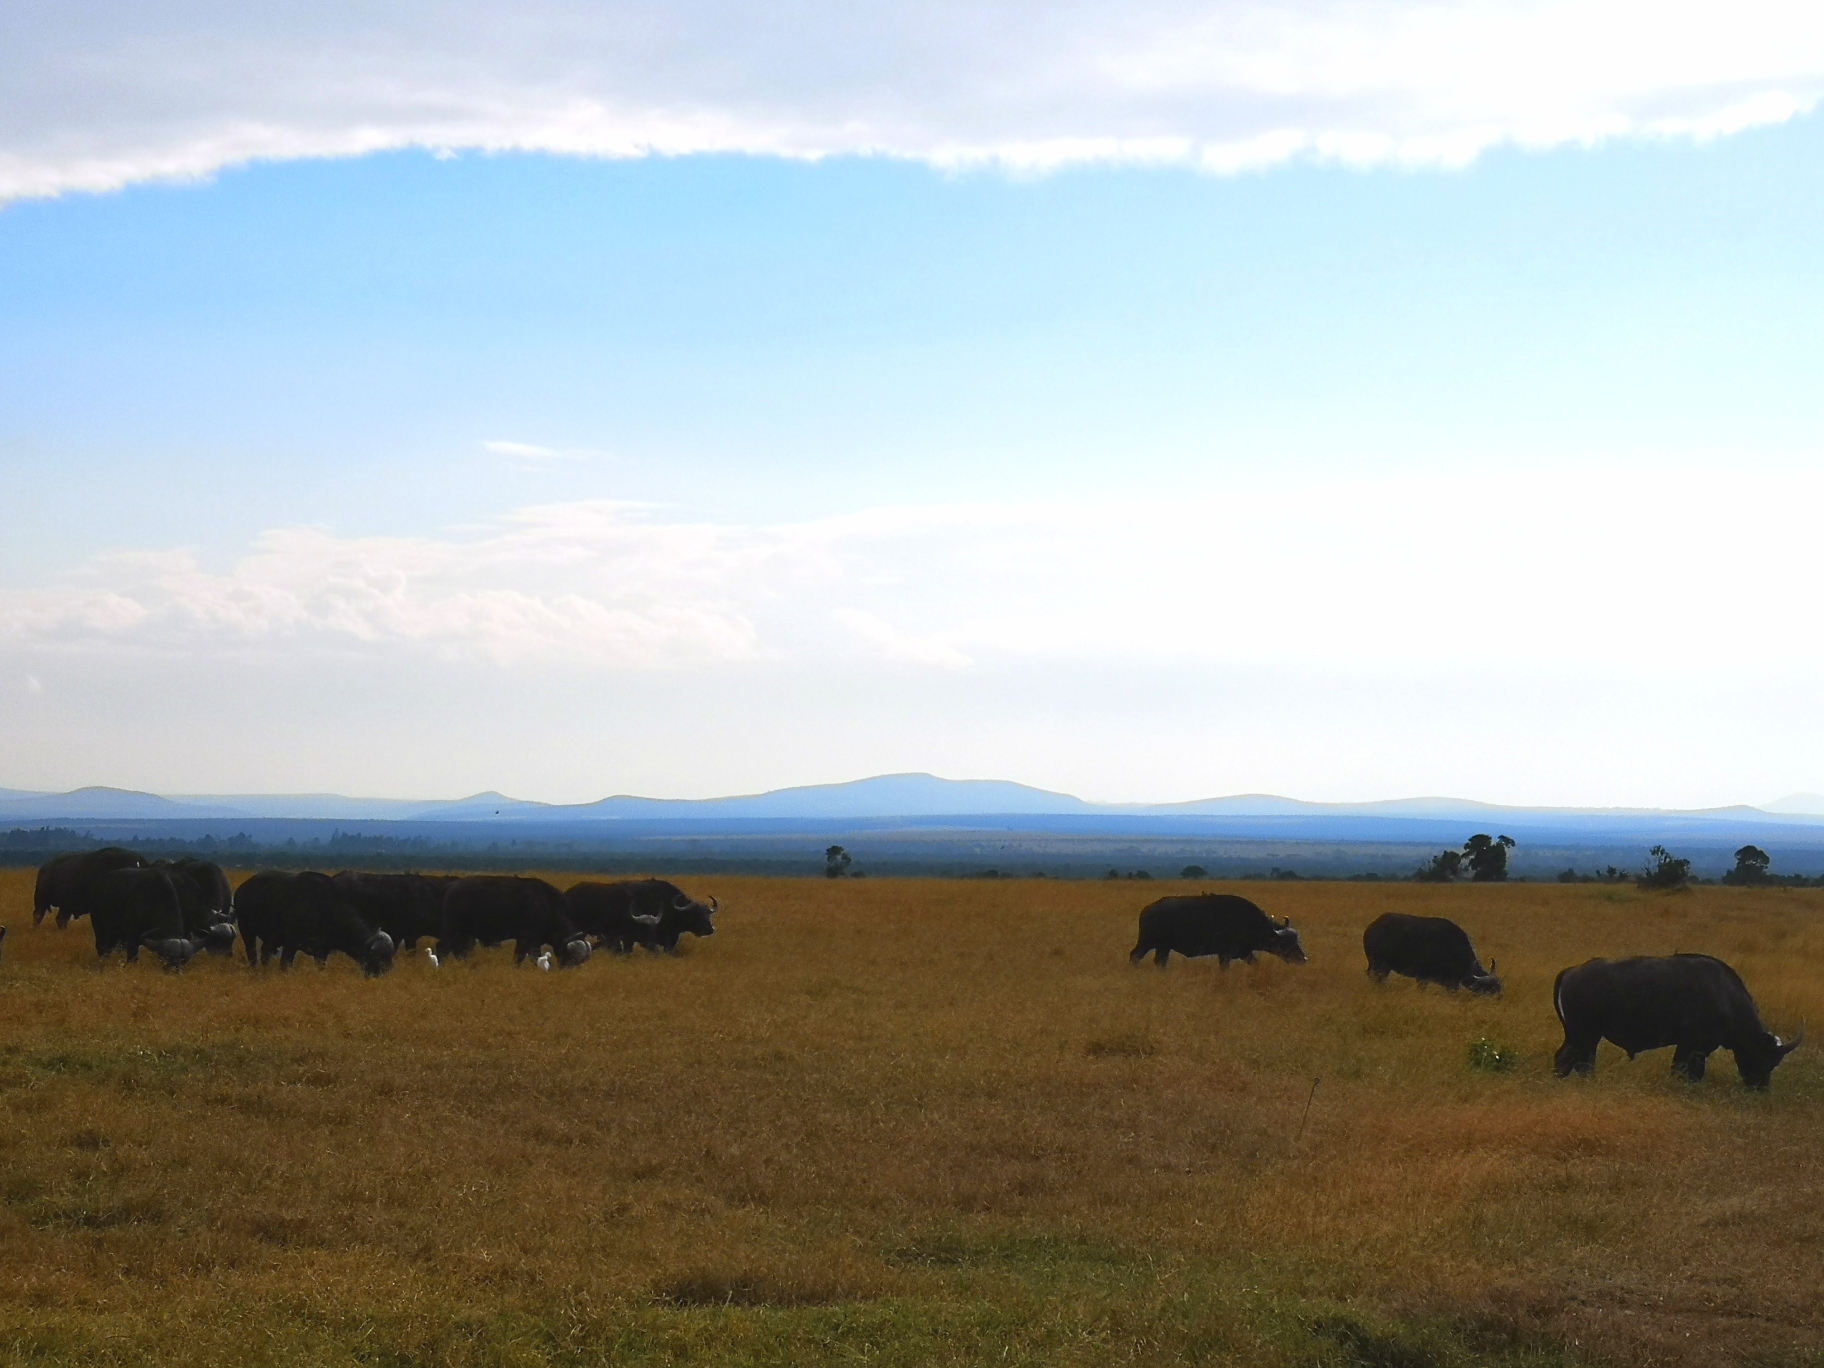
[[437, 876, 591, 968], [1130, 894, 1307, 968], [1362, 913, 1500, 995], [35, 847, 145, 928], [332, 872, 448, 951], [1554, 954, 1804, 1088], [564, 880, 718, 954], [86, 867, 200, 968], [235, 871, 396, 975], [153, 858, 238, 956]]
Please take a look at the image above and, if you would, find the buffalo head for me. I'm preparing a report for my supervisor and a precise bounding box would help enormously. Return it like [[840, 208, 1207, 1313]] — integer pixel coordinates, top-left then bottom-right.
[[144, 936, 198, 971], [1270, 918, 1307, 964], [361, 931, 396, 977], [559, 937, 592, 968], [1739, 1020, 1806, 1090], [1466, 958, 1503, 996], [200, 920, 238, 957], [670, 891, 717, 939]]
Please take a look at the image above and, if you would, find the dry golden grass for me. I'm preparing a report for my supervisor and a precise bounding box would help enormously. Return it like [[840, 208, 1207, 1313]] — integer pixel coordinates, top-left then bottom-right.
[[0, 871, 1819, 1366]]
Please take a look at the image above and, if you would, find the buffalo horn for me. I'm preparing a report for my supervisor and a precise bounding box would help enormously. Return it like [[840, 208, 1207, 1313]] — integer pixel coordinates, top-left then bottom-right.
[[672, 893, 692, 909], [1777, 1020, 1807, 1056], [708, 896, 719, 914], [631, 913, 661, 926], [1488, 958, 1496, 975]]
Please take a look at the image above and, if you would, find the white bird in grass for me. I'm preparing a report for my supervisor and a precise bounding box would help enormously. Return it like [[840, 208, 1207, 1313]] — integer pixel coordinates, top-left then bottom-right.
[[424, 946, 440, 968], [536, 950, 554, 971]]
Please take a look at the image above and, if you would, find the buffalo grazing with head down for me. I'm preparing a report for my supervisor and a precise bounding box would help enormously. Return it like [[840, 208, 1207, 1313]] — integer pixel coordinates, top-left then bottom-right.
[[331, 871, 448, 951], [235, 871, 396, 976], [86, 866, 201, 969], [153, 858, 238, 956], [1362, 912, 1500, 995], [1554, 953, 1803, 1089], [436, 876, 591, 968], [1130, 894, 1307, 969], [563, 879, 718, 954]]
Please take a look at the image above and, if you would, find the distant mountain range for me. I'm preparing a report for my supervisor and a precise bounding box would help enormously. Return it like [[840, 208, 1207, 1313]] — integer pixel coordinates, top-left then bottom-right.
[[2, 773, 1822, 825]]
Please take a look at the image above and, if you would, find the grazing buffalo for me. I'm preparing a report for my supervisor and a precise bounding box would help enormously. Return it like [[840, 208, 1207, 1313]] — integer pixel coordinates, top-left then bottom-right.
[[1554, 954, 1804, 1088], [35, 847, 145, 927], [86, 867, 199, 968], [437, 876, 591, 967], [332, 872, 448, 950], [235, 871, 396, 975], [154, 858, 238, 955], [564, 879, 718, 954], [1362, 913, 1500, 995], [1130, 894, 1307, 968]]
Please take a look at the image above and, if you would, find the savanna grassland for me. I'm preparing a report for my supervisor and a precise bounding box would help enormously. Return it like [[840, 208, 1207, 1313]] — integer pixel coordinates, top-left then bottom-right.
[[0, 871, 1819, 1368]]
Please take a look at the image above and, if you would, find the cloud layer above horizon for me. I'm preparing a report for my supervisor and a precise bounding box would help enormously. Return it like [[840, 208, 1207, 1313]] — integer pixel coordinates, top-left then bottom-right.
[[7, 0, 1824, 200]]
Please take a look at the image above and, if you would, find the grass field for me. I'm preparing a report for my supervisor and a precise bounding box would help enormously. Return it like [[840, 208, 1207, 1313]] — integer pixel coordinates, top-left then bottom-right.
[[0, 871, 1818, 1367]]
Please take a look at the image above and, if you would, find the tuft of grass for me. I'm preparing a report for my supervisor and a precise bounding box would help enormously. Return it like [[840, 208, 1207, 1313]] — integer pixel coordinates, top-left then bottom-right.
[[1467, 1037, 1519, 1073]]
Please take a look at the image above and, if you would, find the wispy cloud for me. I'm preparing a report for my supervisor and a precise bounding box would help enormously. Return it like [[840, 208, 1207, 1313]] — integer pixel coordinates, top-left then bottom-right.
[[5, 2, 1823, 201], [7, 468, 1824, 674], [482, 439, 597, 463]]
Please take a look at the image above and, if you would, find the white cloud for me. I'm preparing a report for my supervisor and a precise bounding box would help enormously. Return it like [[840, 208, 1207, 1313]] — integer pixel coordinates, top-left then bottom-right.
[[5, 1, 1824, 201], [5, 467, 1824, 675], [833, 609, 973, 670]]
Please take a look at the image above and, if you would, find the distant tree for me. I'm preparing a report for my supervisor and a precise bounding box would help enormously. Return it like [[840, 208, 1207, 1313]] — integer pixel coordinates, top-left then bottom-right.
[[1723, 845, 1772, 886], [1636, 846, 1692, 892], [824, 845, 852, 879], [1105, 868, 1121, 880], [1181, 865, 1209, 880], [1413, 849, 1463, 882], [1557, 867, 1582, 884], [1464, 834, 1516, 882]]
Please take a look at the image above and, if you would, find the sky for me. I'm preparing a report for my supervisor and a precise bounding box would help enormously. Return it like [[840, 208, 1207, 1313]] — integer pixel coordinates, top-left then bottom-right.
[[4, 1, 1824, 807]]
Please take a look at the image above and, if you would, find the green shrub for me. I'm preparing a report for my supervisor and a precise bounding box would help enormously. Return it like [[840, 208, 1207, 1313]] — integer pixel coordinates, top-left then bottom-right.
[[1467, 1038, 1518, 1073]]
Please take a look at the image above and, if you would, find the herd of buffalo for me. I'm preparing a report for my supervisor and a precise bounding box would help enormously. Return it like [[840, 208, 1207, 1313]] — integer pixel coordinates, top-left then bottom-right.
[[28, 847, 718, 976], [12, 851, 1808, 1090], [1134, 892, 1806, 1090]]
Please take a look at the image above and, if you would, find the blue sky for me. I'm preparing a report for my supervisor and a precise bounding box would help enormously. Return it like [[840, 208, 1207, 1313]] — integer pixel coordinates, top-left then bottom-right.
[[5, 3, 1824, 806]]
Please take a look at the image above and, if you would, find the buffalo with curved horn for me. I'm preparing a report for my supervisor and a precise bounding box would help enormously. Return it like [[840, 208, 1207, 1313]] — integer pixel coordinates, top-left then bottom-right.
[[563, 880, 718, 954], [1555, 953, 1803, 1088]]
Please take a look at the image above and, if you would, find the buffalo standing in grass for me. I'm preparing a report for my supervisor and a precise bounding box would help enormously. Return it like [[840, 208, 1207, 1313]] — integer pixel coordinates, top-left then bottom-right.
[[35, 847, 145, 928], [564, 879, 718, 954], [1130, 894, 1307, 968], [87, 866, 200, 968], [236, 871, 396, 975], [154, 858, 238, 956], [436, 876, 591, 968], [332, 872, 448, 951], [1554, 954, 1803, 1088], [1362, 913, 1501, 995]]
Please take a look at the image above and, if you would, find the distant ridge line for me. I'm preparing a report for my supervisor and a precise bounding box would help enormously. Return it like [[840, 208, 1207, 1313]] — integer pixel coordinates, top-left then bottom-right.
[[0, 772, 1822, 824]]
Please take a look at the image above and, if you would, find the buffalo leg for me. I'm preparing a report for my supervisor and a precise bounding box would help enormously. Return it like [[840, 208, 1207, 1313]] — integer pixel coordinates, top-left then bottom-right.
[[1154, 947, 1171, 968], [1366, 966, 1389, 983], [1671, 1046, 1709, 1082], [279, 946, 297, 969], [1553, 1034, 1598, 1078]]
